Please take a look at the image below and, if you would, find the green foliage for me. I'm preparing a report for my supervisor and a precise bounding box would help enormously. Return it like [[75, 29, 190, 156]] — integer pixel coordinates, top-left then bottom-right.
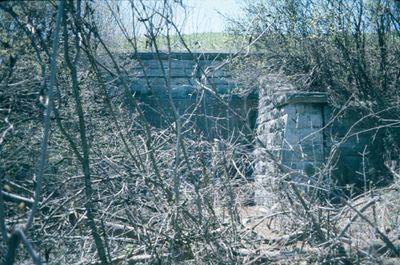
[[110, 32, 238, 52]]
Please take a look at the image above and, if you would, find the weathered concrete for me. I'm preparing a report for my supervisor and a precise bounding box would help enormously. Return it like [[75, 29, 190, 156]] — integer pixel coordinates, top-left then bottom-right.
[[254, 89, 329, 204], [254, 88, 388, 205], [128, 52, 388, 205], [130, 52, 257, 140]]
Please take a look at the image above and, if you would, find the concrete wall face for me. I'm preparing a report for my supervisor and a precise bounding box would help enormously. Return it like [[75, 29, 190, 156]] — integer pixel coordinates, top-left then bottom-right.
[[130, 52, 258, 140], [254, 89, 388, 205], [128, 52, 387, 205], [325, 109, 388, 191], [254, 90, 328, 204]]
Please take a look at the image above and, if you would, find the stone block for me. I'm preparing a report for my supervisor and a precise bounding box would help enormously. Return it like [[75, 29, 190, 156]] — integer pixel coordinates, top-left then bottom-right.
[[133, 59, 185, 69], [281, 144, 324, 163], [281, 104, 323, 129], [265, 108, 282, 121], [171, 85, 196, 98], [300, 144, 325, 158], [136, 67, 197, 78], [264, 117, 286, 132], [200, 68, 230, 78], [256, 123, 266, 135], [215, 84, 234, 94], [283, 128, 323, 145], [257, 132, 283, 147], [281, 150, 303, 164], [256, 115, 269, 125], [131, 82, 148, 93], [295, 112, 323, 129], [274, 91, 328, 107], [132, 52, 231, 62]]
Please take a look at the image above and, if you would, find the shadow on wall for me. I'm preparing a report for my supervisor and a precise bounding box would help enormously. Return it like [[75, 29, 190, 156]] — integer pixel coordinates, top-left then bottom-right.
[[130, 52, 258, 141], [254, 89, 392, 205], [128, 52, 392, 204], [327, 108, 392, 195]]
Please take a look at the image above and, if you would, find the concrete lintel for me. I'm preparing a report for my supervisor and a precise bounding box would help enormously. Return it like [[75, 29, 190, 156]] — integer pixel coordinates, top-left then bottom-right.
[[275, 91, 328, 107], [131, 52, 233, 61]]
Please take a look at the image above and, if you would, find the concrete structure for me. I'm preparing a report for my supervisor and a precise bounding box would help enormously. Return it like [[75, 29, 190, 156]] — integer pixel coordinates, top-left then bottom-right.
[[129, 52, 388, 205], [130, 52, 257, 140], [254, 87, 387, 204], [254, 88, 329, 204]]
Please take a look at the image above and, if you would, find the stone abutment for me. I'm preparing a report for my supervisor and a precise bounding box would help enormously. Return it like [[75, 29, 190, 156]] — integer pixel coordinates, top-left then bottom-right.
[[129, 52, 388, 205]]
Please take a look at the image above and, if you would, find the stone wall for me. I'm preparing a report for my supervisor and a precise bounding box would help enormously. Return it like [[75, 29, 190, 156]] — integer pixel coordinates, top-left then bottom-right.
[[254, 88, 388, 205], [130, 52, 258, 140], [127, 52, 388, 205], [254, 89, 329, 204], [326, 107, 389, 193]]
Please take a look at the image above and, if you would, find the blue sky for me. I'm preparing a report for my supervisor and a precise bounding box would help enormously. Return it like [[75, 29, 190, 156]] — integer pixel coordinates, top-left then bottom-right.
[[179, 0, 242, 33], [115, 0, 243, 35]]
